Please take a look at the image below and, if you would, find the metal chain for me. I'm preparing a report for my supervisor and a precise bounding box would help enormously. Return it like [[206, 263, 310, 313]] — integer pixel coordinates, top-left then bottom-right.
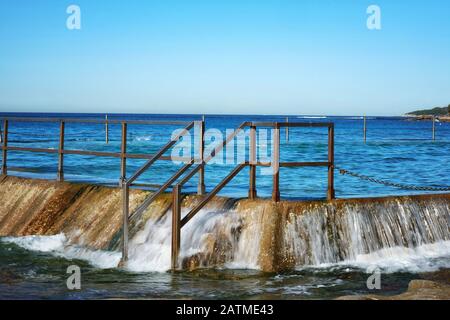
[[336, 167, 450, 191]]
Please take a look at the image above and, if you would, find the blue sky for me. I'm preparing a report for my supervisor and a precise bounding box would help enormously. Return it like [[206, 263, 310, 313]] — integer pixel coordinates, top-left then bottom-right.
[[0, 0, 449, 115]]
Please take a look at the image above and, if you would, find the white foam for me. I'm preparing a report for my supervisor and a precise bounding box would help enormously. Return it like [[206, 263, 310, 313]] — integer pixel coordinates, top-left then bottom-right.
[[2, 211, 449, 274], [1, 234, 121, 269], [125, 208, 260, 272], [297, 116, 327, 119], [134, 135, 152, 142], [303, 241, 450, 273], [2, 233, 67, 252]]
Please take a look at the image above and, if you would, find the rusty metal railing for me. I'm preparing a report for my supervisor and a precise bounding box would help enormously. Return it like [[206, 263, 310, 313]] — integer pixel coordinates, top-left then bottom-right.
[[169, 121, 334, 270], [0, 117, 196, 181], [0, 117, 335, 270], [120, 120, 202, 262]]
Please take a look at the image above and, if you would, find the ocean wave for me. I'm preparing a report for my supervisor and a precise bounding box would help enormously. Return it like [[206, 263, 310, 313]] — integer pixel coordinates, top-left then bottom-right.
[[297, 116, 328, 119], [3, 235, 449, 274], [134, 135, 152, 142], [300, 241, 450, 274], [1, 234, 121, 269]]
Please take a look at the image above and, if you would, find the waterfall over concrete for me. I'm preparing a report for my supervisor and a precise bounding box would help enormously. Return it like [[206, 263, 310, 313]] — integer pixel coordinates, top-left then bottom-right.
[[0, 176, 449, 273], [121, 196, 449, 272]]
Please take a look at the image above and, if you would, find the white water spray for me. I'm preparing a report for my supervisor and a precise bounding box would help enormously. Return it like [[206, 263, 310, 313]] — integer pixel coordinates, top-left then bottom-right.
[[2, 197, 449, 274]]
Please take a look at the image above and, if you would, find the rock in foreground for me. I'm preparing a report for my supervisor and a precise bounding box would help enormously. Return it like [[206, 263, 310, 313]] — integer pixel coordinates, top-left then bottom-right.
[[337, 280, 450, 300]]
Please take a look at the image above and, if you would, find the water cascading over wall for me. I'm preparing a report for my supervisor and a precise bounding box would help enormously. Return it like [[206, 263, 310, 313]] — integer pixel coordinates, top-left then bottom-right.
[[0, 176, 448, 272]]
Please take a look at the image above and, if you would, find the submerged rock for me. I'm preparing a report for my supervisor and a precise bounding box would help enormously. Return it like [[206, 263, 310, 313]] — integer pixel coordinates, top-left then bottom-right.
[[336, 280, 450, 300]]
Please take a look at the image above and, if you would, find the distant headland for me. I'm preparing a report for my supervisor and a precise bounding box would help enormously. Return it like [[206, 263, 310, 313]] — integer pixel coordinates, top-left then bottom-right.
[[405, 105, 450, 122]]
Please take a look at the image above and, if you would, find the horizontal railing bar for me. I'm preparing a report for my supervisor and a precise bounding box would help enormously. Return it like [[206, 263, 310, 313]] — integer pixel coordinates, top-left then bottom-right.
[[251, 121, 333, 128], [123, 154, 191, 162], [129, 160, 194, 221], [2, 118, 332, 128], [180, 163, 247, 228], [0, 117, 192, 126], [63, 149, 121, 157], [6, 146, 59, 154], [277, 122, 333, 128], [5, 150, 327, 168], [280, 161, 330, 167], [129, 183, 164, 189], [7, 166, 42, 173], [3, 146, 192, 162]]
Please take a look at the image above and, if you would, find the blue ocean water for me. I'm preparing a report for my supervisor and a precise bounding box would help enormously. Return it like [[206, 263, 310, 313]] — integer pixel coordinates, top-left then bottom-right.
[[0, 112, 449, 199]]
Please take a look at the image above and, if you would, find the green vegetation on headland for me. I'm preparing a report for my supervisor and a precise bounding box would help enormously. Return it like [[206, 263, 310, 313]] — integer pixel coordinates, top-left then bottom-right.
[[407, 105, 450, 116], [406, 105, 450, 122]]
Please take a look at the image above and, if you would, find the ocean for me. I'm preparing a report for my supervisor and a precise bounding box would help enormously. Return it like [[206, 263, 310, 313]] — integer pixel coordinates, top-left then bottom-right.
[[1, 113, 449, 199]]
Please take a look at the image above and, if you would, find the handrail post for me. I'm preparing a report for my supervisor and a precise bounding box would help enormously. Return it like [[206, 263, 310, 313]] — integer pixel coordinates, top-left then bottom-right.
[[57, 121, 65, 182], [248, 125, 257, 199], [327, 124, 335, 200], [272, 123, 280, 202], [121, 181, 129, 264], [197, 120, 205, 195], [120, 122, 127, 185], [105, 114, 109, 144], [1, 120, 8, 175], [171, 184, 181, 271]]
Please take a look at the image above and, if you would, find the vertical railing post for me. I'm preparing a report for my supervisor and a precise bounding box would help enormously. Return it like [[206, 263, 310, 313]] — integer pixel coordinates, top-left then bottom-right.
[[57, 121, 65, 182], [197, 120, 205, 195], [105, 114, 109, 144], [120, 122, 127, 185], [171, 184, 181, 271], [363, 115, 367, 143], [121, 182, 129, 264], [327, 124, 335, 200], [432, 116, 436, 141], [0, 122, 3, 144], [272, 123, 280, 202], [285, 117, 289, 142], [119, 121, 129, 264], [248, 125, 257, 199], [1, 120, 8, 175]]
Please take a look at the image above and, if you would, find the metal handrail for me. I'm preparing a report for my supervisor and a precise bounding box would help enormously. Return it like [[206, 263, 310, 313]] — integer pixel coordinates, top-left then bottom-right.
[[180, 163, 247, 228], [0, 117, 191, 126], [125, 121, 195, 186], [0, 116, 335, 270], [169, 120, 335, 270], [204, 121, 250, 163], [3, 146, 191, 162], [128, 160, 195, 223], [170, 162, 248, 270], [120, 121, 199, 262], [0, 117, 196, 179], [250, 121, 332, 128], [169, 122, 250, 269]]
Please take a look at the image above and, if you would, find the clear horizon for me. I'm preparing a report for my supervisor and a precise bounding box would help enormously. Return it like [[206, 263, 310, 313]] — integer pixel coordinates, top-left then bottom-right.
[[0, 111, 424, 117], [1, 0, 450, 116]]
